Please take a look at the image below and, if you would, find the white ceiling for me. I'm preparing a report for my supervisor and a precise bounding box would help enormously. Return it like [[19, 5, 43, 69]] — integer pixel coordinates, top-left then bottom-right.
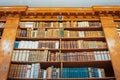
[[0, 0, 120, 7]]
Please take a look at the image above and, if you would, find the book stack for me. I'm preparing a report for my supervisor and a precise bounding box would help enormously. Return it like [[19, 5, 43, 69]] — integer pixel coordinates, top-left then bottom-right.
[[77, 21, 101, 28], [20, 21, 71, 28], [8, 64, 60, 79], [12, 50, 60, 62], [61, 51, 111, 61], [20, 21, 101, 28], [61, 40, 107, 49], [20, 22, 39, 28], [14, 41, 59, 49], [17, 28, 104, 38], [62, 67, 105, 78]]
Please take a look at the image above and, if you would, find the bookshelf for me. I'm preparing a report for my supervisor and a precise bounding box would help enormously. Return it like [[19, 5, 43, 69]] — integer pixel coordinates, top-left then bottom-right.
[[0, 6, 120, 80], [8, 19, 115, 79]]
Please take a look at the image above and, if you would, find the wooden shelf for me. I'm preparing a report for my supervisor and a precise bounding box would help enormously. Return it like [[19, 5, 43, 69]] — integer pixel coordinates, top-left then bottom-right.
[[61, 37, 105, 41], [61, 48, 108, 51], [11, 61, 61, 64], [62, 60, 112, 68], [63, 27, 102, 31], [11, 61, 61, 68], [19, 27, 102, 31], [20, 18, 100, 21], [14, 48, 108, 51], [8, 77, 115, 80], [16, 37, 105, 41], [11, 60, 111, 68], [14, 48, 60, 51], [16, 37, 60, 40], [11, 60, 112, 69]]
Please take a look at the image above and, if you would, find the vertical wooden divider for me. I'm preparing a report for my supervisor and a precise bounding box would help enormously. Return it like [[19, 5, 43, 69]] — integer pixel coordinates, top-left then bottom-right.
[[60, 38, 62, 78], [100, 17, 120, 80], [0, 17, 19, 80]]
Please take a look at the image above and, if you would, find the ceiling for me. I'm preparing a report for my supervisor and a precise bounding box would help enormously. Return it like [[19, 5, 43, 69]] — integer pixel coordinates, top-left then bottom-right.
[[0, 0, 120, 7]]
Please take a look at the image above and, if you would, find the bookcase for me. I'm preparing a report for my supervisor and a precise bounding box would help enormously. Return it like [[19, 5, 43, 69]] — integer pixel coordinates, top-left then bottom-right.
[[0, 6, 120, 80]]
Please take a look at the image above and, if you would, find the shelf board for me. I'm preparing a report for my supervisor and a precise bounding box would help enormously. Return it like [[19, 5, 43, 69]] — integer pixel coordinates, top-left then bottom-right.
[[11, 60, 112, 68], [16, 37, 105, 41], [14, 48, 60, 51], [63, 27, 102, 31], [11, 61, 61, 64], [14, 48, 108, 51], [61, 37, 105, 40], [11, 61, 61, 68], [62, 60, 112, 68], [8, 77, 115, 80], [114, 18, 120, 21], [11, 60, 110, 63], [19, 27, 102, 31], [61, 48, 108, 51], [20, 17, 100, 21], [16, 37, 60, 40]]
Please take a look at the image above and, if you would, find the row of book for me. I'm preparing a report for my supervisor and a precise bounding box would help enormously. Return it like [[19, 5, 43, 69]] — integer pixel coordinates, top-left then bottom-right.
[[20, 21, 101, 28], [8, 63, 60, 78], [62, 67, 105, 78], [17, 28, 104, 38], [8, 64, 105, 79], [14, 41, 59, 49], [12, 50, 60, 62], [14, 40, 106, 49], [12, 50, 110, 62], [62, 51, 110, 61], [61, 40, 107, 49], [0, 22, 4, 28]]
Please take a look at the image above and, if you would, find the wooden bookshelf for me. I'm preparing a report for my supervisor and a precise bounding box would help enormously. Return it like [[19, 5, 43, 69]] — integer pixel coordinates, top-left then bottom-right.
[[10, 19, 114, 79], [0, 6, 120, 80], [8, 77, 116, 80]]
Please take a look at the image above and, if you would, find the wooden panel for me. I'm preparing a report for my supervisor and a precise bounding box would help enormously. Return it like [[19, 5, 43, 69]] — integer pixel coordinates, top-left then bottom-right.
[[93, 6, 120, 11], [100, 17, 120, 80], [0, 17, 19, 80], [27, 7, 93, 13], [0, 6, 27, 12]]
